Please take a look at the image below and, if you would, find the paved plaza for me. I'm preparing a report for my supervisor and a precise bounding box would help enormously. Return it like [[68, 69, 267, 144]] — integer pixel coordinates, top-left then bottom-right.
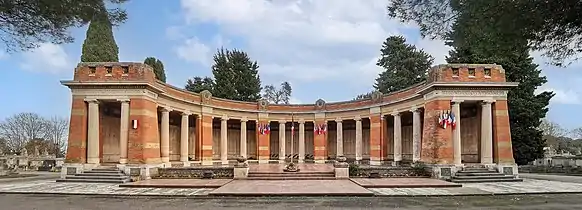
[[2, 178, 582, 196]]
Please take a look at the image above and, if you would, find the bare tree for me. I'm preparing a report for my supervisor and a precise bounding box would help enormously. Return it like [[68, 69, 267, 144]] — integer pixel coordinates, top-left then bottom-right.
[[43, 116, 69, 157], [570, 127, 582, 140], [0, 113, 47, 153], [262, 82, 293, 104], [538, 118, 567, 137]]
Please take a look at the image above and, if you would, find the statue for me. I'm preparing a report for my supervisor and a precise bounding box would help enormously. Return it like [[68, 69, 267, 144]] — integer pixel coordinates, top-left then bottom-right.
[[34, 146, 40, 156]]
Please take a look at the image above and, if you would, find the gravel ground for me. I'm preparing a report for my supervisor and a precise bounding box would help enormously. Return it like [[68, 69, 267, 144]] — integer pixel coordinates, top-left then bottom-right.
[[1, 193, 582, 210]]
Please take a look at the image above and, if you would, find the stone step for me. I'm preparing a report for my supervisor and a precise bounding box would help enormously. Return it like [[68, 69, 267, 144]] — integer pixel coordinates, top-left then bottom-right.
[[242, 177, 338, 180], [66, 175, 128, 180], [459, 169, 497, 173], [91, 168, 120, 172], [452, 175, 514, 180], [248, 173, 335, 177], [84, 170, 123, 174], [56, 178, 129, 184], [77, 172, 125, 177], [249, 172, 334, 175], [450, 178, 523, 183], [455, 172, 504, 176]]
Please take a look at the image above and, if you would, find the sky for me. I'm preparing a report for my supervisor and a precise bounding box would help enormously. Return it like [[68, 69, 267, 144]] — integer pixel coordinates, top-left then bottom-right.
[[0, 0, 581, 130]]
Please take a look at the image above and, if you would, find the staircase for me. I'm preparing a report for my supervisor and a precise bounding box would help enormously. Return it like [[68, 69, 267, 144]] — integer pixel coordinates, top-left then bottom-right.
[[450, 166, 523, 183], [245, 171, 336, 180], [57, 167, 130, 183]]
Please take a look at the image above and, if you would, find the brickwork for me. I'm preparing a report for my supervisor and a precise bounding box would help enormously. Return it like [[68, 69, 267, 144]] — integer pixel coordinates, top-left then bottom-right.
[[200, 115, 213, 162], [313, 119, 327, 160], [421, 100, 453, 164], [127, 98, 161, 164], [492, 100, 515, 163], [65, 97, 88, 163], [369, 115, 382, 162], [257, 120, 270, 160], [428, 64, 506, 83]]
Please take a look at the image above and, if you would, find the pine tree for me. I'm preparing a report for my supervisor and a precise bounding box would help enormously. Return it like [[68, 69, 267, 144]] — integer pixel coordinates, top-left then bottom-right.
[[446, 1, 554, 165], [211, 48, 262, 101], [185, 76, 215, 93], [80, 11, 119, 62], [144, 57, 166, 82], [374, 36, 433, 93]]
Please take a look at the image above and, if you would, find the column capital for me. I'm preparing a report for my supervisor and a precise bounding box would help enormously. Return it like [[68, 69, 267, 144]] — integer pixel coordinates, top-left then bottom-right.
[[482, 99, 495, 104], [181, 111, 191, 116], [409, 106, 420, 113], [391, 110, 400, 116], [354, 115, 361, 121], [221, 115, 229, 121], [117, 98, 130, 103], [298, 119, 305, 124], [335, 118, 343, 123], [160, 107, 173, 112], [279, 120, 286, 124], [451, 99, 464, 104], [84, 98, 99, 104], [241, 117, 248, 122]]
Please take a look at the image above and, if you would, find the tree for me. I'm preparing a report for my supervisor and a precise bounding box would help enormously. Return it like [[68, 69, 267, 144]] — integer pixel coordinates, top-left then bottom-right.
[[263, 82, 293, 104], [539, 119, 567, 137], [353, 92, 373, 101], [185, 76, 215, 93], [373, 36, 433, 93], [0, 113, 47, 153], [144, 57, 166, 82], [211, 48, 262, 102], [80, 4, 120, 62], [1, 0, 128, 53], [43, 116, 69, 157], [387, 0, 582, 66], [444, 1, 553, 165]]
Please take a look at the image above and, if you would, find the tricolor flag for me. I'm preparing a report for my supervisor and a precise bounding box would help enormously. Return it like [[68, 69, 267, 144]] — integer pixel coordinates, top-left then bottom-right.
[[266, 125, 271, 134], [450, 112, 457, 129], [322, 124, 327, 134]]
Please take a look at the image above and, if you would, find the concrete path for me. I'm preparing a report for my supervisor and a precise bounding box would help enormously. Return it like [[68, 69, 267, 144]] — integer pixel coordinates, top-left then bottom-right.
[[209, 180, 374, 196], [520, 173, 582, 184], [0, 172, 60, 183], [2, 178, 582, 196]]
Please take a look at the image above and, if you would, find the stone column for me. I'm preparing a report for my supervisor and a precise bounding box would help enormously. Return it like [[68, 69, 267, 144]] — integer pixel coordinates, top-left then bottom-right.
[[411, 107, 421, 163], [452, 100, 463, 165], [298, 120, 305, 163], [481, 100, 494, 164], [355, 116, 363, 161], [336, 118, 343, 157], [221, 116, 229, 165], [392, 111, 402, 165], [180, 112, 190, 164], [240, 118, 248, 158], [86, 99, 100, 164], [160, 107, 171, 163], [118, 99, 130, 164], [279, 120, 286, 162]]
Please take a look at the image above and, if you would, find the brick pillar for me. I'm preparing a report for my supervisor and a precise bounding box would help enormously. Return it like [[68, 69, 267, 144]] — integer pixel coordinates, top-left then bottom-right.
[[313, 119, 327, 163], [65, 97, 88, 163], [195, 115, 202, 161], [380, 115, 388, 161], [257, 114, 270, 162], [200, 115, 214, 165], [492, 100, 515, 163], [420, 100, 453, 164], [127, 98, 161, 164], [369, 114, 382, 165]]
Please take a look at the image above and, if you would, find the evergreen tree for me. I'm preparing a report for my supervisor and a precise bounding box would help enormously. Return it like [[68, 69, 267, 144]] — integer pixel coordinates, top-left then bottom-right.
[[80, 10, 119, 62], [373, 36, 433, 93], [0, 0, 128, 52], [144, 57, 166, 82], [445, 1, 554, 165], [185, 76, 215, 93], [211, 48, 262, 102]]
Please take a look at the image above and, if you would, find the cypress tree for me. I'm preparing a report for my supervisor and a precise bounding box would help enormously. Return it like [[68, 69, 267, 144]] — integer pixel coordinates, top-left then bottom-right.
[[211, 48, 262, 101], [80, 11, 119, 62], [144, 57, 167, 82]]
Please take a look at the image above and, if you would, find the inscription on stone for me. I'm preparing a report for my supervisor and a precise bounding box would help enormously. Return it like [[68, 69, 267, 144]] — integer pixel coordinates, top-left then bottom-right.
[[66, 167, 77, 175], [440, 167, 452, 177], [129, 168, 141, 176], [503, 167, 514, 175]]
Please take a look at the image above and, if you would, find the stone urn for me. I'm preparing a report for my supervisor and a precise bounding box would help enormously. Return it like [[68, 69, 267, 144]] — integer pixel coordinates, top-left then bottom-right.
[[334, 156, 348, 168], [235, 156, 248, 167], [283, 162, 300, 172]]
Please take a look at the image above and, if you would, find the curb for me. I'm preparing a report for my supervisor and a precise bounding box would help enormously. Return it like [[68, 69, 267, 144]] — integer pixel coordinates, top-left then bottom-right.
[[1, 191, 582, 198]]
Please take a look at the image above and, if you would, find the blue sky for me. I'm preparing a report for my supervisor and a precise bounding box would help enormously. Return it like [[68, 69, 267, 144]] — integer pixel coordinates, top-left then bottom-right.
[[0, 0, 581, 130]]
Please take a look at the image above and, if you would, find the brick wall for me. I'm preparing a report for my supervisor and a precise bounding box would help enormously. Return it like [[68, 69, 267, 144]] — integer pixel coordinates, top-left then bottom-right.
[[421, 100, 453, 164], [65, 97, 88, 163], [492, 100, 515, 163], [127, 98, 161, 164]]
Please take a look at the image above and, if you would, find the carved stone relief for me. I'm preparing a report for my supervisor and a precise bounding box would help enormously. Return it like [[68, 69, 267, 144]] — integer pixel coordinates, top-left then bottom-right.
[[258, 99, 269, 111], [200, 90, 212, 104], [371, 91, 383, 102], [315, 99, 326, 110]]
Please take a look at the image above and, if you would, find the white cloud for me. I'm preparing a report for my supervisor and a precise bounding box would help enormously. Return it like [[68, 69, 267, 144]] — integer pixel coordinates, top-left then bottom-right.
[[20, 43, 71, 74], [537, 86, 581, 105], [173, 0, 448, 85], [0, 51, 7, 60]]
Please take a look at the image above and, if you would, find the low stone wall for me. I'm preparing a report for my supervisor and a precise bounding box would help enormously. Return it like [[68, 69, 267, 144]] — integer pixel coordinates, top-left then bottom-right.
[[348, 164, 432, 178], [519, 165, 582, 175], [154, 166, 234, 179]]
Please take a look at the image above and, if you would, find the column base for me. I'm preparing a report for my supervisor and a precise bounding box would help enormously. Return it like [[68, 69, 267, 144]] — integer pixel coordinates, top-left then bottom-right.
[[182, 161, 191, 167], [278, 159, 286, 164], [369, 160, 382, 166], [314, 160, 326, 164], [87, 158, 100, 164], [221, 160, 229, 165], [392, 161, 401, 167], [161, 157, 170, 163], [119, 159, 127, 164], [298, 159, 305, 163]]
